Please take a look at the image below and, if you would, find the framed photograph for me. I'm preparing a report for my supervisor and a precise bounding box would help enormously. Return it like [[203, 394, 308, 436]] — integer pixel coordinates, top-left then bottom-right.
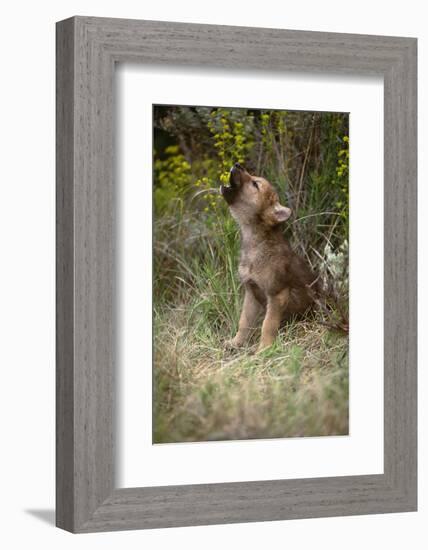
[[56, 16, 417, 532]]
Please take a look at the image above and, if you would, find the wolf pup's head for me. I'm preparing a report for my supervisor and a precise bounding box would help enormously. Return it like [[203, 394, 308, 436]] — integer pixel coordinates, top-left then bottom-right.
[[220, 163, 291, 227]]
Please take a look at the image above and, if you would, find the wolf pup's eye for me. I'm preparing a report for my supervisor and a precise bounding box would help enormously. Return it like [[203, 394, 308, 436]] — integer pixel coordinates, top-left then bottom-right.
[[252, 180, 259, 190]]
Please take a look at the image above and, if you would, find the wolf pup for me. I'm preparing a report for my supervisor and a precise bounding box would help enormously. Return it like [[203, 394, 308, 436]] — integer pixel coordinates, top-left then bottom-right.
[[220, 163, 318, 352]]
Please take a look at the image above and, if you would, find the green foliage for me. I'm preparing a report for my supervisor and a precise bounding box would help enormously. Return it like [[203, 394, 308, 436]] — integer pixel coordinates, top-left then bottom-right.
[[154, 107, 349, 251], [335, 135, 350, 230], [153, 145, 192, 214], [206, 107, 255, 184]]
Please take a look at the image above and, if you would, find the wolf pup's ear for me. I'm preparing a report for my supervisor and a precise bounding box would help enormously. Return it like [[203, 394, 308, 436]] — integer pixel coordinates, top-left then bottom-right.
[[271, 204, 292, 224], [263, 204, 292, 226]]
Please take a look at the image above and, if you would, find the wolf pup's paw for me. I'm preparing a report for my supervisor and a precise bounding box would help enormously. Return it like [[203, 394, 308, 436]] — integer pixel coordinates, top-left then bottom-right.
[[224, 337, 243, 351]]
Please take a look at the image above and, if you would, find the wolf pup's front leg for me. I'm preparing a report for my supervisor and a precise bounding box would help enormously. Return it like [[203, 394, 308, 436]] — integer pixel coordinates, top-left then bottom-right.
[[225, 286, 262, 349], [258, 289, 290, 352]]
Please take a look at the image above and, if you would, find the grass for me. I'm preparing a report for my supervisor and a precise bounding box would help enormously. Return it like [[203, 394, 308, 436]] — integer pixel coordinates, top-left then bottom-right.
[[153, 308, 348, 443], [153, 203, 349, 444]]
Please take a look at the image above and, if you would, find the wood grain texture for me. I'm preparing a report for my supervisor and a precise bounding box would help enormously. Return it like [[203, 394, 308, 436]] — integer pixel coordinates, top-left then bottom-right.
[[56, 16, 417, 533], [56, 17, 75, 532]]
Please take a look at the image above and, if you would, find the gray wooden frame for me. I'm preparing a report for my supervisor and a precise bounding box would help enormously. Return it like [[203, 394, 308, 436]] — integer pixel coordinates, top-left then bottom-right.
[[56, 16, 417, 533]]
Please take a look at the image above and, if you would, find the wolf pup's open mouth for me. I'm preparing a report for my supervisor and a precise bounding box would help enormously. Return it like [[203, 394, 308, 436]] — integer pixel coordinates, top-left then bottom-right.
[[220, 163, 242, 204]]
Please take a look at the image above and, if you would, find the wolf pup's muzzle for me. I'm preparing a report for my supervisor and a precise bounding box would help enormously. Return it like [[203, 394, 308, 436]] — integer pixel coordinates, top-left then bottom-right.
[[220, 163, 243, 204]]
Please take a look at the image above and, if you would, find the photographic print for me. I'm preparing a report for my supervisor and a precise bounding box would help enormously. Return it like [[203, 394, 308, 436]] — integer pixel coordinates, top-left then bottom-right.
[[153, 104, 349, 444]]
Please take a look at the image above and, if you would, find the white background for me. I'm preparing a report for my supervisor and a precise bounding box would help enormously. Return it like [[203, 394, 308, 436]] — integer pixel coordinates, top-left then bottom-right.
[[118, 67, 384, 487], [0, 1, 425, 549]]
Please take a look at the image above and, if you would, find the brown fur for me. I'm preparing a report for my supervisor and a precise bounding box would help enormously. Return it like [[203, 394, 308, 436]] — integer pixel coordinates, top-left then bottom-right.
[[220, 163, 317, 352]]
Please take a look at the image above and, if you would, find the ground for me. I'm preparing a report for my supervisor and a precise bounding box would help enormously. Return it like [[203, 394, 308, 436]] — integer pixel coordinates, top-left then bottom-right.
[[153, 307, 349, 443]]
